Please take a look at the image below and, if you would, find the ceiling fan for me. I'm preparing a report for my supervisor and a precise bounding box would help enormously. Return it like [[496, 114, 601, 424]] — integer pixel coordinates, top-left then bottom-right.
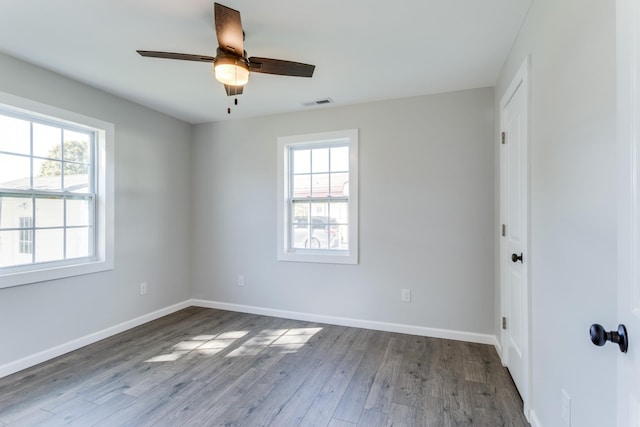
[[137, 3, 316, 102]]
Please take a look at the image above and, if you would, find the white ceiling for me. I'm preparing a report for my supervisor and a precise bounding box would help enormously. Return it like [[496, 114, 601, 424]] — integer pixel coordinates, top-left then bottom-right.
[[0, 0, 532, 124]]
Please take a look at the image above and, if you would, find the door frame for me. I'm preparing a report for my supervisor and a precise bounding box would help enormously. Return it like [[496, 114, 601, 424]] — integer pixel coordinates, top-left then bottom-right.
[[617, 0, 640, 424], [499, 55, 531, 418]]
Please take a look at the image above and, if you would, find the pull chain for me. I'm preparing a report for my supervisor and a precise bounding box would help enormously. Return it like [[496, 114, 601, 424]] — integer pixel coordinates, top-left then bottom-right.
[[227, 97, 239, 114]]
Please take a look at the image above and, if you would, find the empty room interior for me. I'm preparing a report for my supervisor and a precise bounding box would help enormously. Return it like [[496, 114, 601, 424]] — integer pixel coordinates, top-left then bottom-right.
[[0, 0, 634, 426]]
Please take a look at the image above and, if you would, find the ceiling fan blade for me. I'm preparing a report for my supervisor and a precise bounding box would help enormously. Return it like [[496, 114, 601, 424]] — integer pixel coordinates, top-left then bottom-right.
[[137, 50, 215, 62], [224, 85, 244, 96], [214, 3, 244, 55], [248, 57, 315, 78]]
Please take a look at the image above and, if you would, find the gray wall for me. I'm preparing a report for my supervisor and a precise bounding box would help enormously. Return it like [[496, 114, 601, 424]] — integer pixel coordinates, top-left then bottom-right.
[[192, 88, 496, 336], [0, 53, 193, 366], [495, 0, 617, 425]]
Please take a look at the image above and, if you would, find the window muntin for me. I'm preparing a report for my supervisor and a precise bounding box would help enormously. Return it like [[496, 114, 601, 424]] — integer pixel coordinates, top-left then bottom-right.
[[277, 129, 358, 264], [0, 92, 113, 288], [0, 110, 96, 269]]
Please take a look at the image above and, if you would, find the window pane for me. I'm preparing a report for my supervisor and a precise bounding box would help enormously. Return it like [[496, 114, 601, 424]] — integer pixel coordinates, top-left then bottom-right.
[[0, 115, 30, 155], [330, 146, 349, 172], [66, 227, 90, 259], [330, 173, 349, 197], [311, 148, 329, 173], [310, 202, 329, 220], [33, 158, 62, 190], [291, 223, 313, 249], [33, 123, 61, 159], [35, 197, 64, 227], [329, 201, 349, 224], [330, 201, 348, 249], [66, 198, 90, 226], [35, 228, 64, 263], [311, 173, 329, 197], [292, 149, 310, 174], [63, 131, 90, 163], [19, 217, 34, 254], [292, 174, 310, 198], [64, 163, 89, 192], [292, 200, 310, 219], [337, 224, 348, 248], [0, 153, 30, 189], [0, 196, 32, 229], [0, 230, 32, 267], [309, 203, 330, 248], [291, 201, 310, 249]]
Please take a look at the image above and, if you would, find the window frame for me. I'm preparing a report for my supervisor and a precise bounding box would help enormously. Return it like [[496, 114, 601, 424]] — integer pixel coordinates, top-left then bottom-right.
[[0, 92, 114, 288], [277, 129, 358, 264]]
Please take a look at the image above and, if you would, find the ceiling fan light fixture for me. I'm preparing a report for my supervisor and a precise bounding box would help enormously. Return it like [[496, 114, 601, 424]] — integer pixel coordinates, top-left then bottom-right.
[[214, 56, 249, 86], [137, 3, 315, 98]]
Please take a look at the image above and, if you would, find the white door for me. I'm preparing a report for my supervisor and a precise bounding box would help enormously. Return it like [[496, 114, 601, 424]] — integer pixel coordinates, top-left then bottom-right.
[[500, 57, 529, 412], [617, 0, 640, 424]]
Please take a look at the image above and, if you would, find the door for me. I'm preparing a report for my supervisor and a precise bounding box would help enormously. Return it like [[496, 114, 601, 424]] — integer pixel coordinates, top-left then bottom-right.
[[617, 0, 640, 424], [500, 56, 529, 412]]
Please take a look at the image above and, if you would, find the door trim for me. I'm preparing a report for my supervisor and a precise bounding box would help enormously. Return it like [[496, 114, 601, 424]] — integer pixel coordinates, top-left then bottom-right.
[[617, 0, 640, 423], [499, 55, 531, 418]]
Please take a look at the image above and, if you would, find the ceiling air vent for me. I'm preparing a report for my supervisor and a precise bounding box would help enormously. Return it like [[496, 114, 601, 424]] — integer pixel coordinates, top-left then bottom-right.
[[303, 98, 334, 107]]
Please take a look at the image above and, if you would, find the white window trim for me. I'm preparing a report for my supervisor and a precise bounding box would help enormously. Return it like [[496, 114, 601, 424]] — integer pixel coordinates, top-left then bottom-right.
[[277, 129, 358, 264], [0, 92, 114, 288]]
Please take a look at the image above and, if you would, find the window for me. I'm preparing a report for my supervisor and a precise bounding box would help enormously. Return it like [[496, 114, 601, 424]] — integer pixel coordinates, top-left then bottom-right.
[[0, 92, 113, 288], [277, 129, 358, 264]]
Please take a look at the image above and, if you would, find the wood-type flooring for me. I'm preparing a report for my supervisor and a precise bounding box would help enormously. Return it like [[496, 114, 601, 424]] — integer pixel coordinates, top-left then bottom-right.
[[0, 307, 529, 426]]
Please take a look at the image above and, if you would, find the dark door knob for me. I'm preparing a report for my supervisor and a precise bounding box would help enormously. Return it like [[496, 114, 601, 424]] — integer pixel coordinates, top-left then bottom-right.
[[590, 323, 628, 353], [511, 253, 523, 263]]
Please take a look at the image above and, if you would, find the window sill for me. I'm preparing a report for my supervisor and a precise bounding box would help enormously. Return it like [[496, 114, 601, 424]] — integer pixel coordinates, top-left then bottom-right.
[[0, 258, 113, 289], [278, 250, 357, 265]]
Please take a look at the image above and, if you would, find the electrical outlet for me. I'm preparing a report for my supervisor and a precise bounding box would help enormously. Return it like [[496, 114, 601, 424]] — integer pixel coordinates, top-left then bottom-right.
[[238, 275, 245, 287], [140, 282, 148, 295], [401, 288, 411, 302], [561, 389, 571, 426]]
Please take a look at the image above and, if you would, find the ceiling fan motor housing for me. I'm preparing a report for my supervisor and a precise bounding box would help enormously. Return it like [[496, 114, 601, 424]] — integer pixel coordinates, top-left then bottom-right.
[[214, 48, 250, 86]]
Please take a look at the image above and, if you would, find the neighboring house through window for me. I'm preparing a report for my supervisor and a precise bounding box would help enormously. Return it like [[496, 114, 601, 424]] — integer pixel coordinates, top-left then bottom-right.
[[277, 129, 358, 264]]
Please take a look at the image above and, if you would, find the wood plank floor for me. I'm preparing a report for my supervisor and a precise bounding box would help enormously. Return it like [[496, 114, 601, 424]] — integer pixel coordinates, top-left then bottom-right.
[[0, 307, 529, 426]]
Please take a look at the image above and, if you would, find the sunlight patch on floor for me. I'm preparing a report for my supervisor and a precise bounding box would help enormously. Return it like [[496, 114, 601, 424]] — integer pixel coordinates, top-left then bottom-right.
[[225, 327, 323, 357], [144, 327, 323, 363], [144, 330, 249, 363]]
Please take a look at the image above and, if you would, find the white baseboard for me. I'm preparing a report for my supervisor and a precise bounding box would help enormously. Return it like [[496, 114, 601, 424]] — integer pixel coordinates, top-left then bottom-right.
[[529, 410, 541, 427], [190, 299, 499, 347], [0, 300, 191, 379], [494, 339, 503, 361], [1, 299, 501, 380]]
